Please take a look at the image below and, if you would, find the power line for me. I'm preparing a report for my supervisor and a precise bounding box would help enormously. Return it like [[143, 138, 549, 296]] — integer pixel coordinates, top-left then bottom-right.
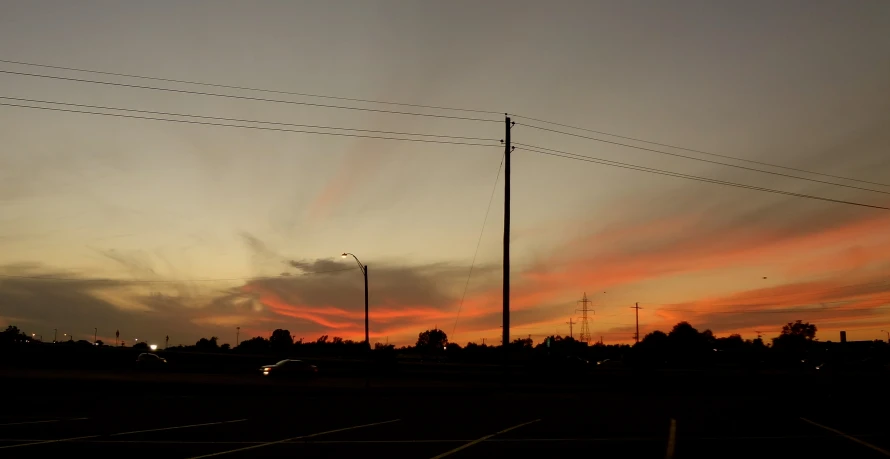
[[452, 153, 505, 339], [0, 69, 501, 123], [0, 58, 502, 115], [509, 114, 890, 188], [0, 267, 356, 283], [0, 96, 497, 142], [516, 122, 890, 196], [514, 143, 890, 211], [0, 102, 502, 148]]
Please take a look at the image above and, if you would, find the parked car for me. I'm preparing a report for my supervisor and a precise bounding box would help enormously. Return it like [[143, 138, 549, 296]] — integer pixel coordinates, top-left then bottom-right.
[[136, 352, 167, 369], [260, 359, 318, 378]]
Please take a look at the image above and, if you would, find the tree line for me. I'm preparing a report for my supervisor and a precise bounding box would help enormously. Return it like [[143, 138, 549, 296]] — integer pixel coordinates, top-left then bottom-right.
[[3, 320, 885, 369]]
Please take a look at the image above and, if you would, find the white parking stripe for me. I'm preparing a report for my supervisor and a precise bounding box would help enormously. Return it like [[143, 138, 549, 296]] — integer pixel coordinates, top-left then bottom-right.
[[0, 420, 59, 427], [800, 417, 890, 457], [185, 418, 401, 458], [429, 419, 541, 459], [665, 418, 677, 459], [109, 419, 247, 436], [0, 435, 101, 449]]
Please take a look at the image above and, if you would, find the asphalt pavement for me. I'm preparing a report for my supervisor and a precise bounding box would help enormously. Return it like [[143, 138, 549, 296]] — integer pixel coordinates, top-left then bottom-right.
[[2, 383, 889, 458]]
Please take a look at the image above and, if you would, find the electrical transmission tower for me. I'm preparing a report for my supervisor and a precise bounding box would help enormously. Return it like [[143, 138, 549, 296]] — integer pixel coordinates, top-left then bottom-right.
[[575, 292, 594, 344]]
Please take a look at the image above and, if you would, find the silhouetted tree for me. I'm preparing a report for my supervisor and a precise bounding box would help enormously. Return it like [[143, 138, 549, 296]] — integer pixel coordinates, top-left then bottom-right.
[[133, 342, 149, 350], [772, 320, 817, 352], [668, 322, 701, 345], [331, 336, 344, 345], [416, 328, 448, 351], [316, 335, 329, 344], [0, 325, 28, 344], [510, 337, 533, 350], [220, 343, 231, 351], [716, 334, 745, 350], [269, 329, 293, 352], [236, 336, 270, 354], [195, 336, 220, 352], [640, 330, 668, 347]]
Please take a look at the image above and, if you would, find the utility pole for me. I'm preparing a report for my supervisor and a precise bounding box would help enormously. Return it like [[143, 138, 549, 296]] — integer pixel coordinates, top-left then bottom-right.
[[482, 338, 486, 346], [236, 326, 240, 347], [363, 264, 369, 350], [93, 328, 97, 345], [631, 303, 642, 344], [502, 115, 513, 378], [566, 318, 575, 339], [53, 328, 57, 343], [165, 335, 169, 349]]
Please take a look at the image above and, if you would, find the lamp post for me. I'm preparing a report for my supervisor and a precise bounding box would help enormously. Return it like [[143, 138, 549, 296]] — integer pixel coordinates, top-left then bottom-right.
[[342, 252, 369, 349]]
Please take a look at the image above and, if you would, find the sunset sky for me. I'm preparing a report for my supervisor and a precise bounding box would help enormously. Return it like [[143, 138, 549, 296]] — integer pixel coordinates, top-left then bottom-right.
[[1, 1, 888, 347]]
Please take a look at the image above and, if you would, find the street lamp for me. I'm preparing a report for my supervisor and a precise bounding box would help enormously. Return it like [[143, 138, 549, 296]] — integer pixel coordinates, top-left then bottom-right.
[[342, 252, 369, 349]]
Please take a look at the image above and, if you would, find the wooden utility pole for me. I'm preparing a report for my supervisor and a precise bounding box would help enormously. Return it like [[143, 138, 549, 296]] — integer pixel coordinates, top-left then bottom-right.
[[566, 318, 576, 339], [502, 115, 512, 377], [631, 303, 642, 344]]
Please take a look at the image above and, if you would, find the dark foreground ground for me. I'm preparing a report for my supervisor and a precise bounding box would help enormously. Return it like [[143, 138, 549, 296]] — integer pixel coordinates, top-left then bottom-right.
[[2, 370, 889, 458]]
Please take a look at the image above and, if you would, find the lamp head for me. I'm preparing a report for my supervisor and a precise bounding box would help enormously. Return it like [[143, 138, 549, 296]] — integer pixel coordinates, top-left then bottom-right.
[[341, 253, 348, 258]]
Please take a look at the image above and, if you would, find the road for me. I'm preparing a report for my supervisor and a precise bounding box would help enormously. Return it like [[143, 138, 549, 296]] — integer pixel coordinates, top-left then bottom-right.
[[1, 378, 889, 458]]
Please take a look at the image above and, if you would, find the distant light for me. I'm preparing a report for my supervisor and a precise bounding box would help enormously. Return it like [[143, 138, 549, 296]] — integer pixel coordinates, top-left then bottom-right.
[[135, 338, 138, 342], [149, 344, 158, 351], [341, 253, 348, 258]]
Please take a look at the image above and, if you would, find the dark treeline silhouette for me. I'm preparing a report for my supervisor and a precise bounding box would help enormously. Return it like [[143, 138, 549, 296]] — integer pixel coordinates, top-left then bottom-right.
[[2, 322, 887, 373]]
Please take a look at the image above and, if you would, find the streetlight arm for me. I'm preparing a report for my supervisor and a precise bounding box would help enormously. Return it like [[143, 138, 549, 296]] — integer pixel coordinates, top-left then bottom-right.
[[342, 253, 366, 274]]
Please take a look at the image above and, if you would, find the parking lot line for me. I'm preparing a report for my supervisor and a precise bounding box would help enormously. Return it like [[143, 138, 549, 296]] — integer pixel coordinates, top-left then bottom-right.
[[0, 420, 59, 427], [0, 434, 101, 449], [185, 418, 401, 458], [665, 418, 677, 459], [109, 419, 248, 436], [0, 436, 674, 445], [429, 419, 541, 459], [800, 417, 890, 457]]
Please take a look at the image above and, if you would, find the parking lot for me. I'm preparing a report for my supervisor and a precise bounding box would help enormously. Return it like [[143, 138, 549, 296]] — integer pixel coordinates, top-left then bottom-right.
[[1, 386, 889, 458]]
